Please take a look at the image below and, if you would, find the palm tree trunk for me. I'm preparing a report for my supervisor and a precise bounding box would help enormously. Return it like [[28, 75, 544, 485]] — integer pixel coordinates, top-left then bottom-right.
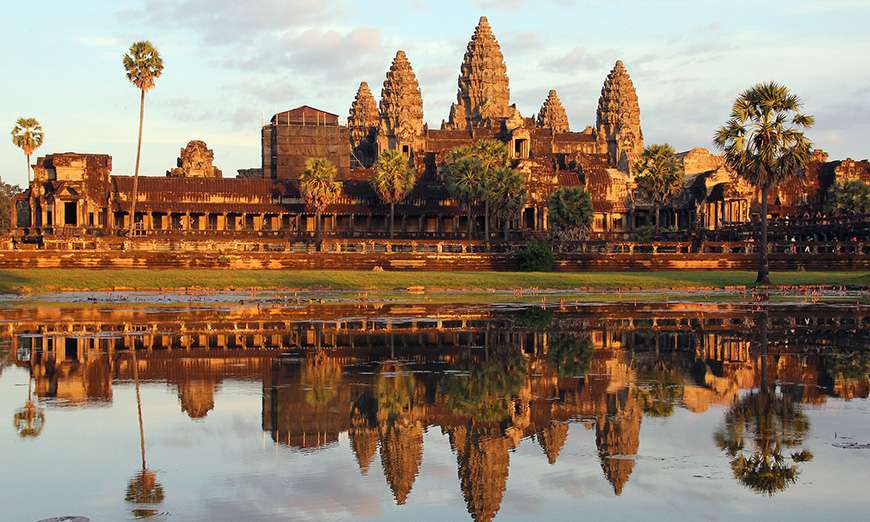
[[467, 205, 473, 239], [655, 204, 661, 232], [503, 216, 509, 241], [484, 200, 490, 243], [132, 349, 146, 471], [315, 209, 322, 251], [25, 152, 31, 184], [129, 88, 146, 237], [389, 202, 395, 239], [757, 185, 770, 285]]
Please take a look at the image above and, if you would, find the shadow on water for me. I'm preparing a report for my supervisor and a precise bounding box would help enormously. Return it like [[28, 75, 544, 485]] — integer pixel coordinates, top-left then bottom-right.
[[2, 301, 869, 521]]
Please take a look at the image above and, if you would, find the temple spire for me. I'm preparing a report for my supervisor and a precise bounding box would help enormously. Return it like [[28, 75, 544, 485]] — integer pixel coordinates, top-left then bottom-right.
[[378, 50, 424, 140], [348, 81, 379, 167], [596, 60, 643, 171], [536, 89, 569, 133], [444, 16, 512, 130]]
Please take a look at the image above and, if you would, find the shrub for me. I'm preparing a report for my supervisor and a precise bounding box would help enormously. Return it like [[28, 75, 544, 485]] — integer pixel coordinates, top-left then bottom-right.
[[516, 240, 554, 271], [634, 224, 657, 242]]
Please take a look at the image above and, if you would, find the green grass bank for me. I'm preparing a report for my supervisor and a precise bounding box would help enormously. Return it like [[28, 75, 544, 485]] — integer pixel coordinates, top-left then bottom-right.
[[1, 269, 868, 294]]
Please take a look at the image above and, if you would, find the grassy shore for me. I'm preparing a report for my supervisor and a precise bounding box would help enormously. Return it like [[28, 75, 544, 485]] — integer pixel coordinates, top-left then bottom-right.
[[0, 269, 868, 295]]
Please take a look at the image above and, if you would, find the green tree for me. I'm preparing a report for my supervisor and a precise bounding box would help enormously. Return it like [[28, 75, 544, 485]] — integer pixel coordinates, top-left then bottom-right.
[[0, 178, 22, 234], [11, 117, 44, 184], [825, 179, 870, 215], [547, 332, 594, 378], [444, 139, 511, 240], [548, 187, 594, 231], [633, 144, 685, 232], [486, 167, 526, 241], [444, 154, 486, 239], [299, 157, 342, 250], [123, 41, 164, 236], [714, 82, 814, 284], [371, 150, 417, 238], [442, 347, 528, 423]]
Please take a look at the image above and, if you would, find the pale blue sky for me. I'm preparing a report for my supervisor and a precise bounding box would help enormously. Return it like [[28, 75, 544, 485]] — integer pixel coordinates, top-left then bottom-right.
[[2, 0, 869, 187]]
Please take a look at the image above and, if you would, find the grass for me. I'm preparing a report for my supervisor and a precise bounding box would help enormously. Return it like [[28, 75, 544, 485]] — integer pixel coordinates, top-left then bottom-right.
[[0, 269, 868, 295]]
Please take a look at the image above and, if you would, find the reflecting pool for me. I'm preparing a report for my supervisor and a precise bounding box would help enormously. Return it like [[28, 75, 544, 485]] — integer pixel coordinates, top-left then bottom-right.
[[1, 301, 869, 521]]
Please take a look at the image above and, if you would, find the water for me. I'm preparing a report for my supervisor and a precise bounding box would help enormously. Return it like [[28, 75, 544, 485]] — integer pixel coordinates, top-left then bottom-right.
[[1, 301, 868, 521]]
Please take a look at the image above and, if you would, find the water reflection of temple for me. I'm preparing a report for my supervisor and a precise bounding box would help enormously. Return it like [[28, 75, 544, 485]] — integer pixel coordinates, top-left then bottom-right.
[[2, 303, 868, 520]]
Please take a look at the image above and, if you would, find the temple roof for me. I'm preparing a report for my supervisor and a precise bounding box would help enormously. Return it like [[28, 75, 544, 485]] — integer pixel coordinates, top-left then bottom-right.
[[537, 90, 570, 133], [379, 51, 424, 138]]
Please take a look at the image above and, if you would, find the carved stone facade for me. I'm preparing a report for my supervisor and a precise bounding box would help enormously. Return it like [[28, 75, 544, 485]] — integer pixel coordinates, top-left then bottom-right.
[[377, 50, 425, 156], [536, 90, 569, 133], [443, 16, 516, 131], [167, 140, 222, 178], [596, 60, 644, 172]]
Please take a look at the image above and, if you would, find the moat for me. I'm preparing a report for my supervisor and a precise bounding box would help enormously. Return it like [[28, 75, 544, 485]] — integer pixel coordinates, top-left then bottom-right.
[[1, 300, 868, 521]]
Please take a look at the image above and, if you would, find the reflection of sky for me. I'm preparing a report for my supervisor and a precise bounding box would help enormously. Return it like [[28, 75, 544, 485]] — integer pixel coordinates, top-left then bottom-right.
[[1, 364, 869, 521]]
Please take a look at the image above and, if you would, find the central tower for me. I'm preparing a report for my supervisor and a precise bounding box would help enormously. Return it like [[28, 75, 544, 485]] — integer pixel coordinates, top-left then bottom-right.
[[443, 16, 514, 131]]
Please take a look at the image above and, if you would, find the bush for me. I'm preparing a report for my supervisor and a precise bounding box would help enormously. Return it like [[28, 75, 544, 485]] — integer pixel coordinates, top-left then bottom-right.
[[634, 224, 657, 242], [516, 240, 554, 271]]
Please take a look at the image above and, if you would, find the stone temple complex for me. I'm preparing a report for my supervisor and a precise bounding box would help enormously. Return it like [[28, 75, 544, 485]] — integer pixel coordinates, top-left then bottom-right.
[[8, 16, 868, 247]]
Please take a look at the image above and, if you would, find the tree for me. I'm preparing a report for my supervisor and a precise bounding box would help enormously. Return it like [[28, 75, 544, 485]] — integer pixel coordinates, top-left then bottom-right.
[[714, 82, 814, 284], [11, 117, 44, 184], [548, 187, 594, 231], [633, 144, 685, 232], [443, 154, 486, 239], [486, 167, 526, 241], [299, 157, 342, 250], [825, 179, 870, 215], [0, 178, 21, 234], [444, 139, 511, 240], [123, 41, 164, 236], [371, 150, 417, 238]]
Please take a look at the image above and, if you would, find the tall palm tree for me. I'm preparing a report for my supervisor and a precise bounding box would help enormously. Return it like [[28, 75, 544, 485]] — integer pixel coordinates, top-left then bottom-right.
[[714, 82, 814, 284], [13, 373, 45, 438], [371, 150, 417, 238], [633, 143, 685, 232], [468, 139, 510, 240], [486, 167, 526, 241], [11, 117, 44, 184], [299, 157, 341, 250], [123, 41, 164, 236], [443, 155, 486, 239]]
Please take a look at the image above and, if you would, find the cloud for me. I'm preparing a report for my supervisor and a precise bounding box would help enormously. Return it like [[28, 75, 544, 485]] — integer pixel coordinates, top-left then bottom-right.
[[541, 46, 610, 73], [122, 0, 346, 44], [501, 31, 545, 56]]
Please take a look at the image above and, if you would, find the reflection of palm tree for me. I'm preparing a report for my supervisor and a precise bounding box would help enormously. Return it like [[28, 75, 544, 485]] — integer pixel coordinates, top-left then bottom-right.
[[547, 332, 593, 378], [634, 363, 684, 418], [13, 372, 45, 438], [714, 312, 812, 495], [126, 349, 165, 518], [300, 350, 342, 407], [376, 362, 415, 419], [443, 347, 528, 423]]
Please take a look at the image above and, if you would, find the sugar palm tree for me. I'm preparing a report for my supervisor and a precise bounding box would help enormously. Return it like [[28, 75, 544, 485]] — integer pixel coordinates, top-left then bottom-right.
[[634, 144, 685, 232], [123, 41, 164, 236], [486, 167, 526, 241], [443, 155, 486, 239], [714, 82, 814, 284], [371, 150, 417, 238], [13, 373, 45, 438], [11, 117, 44, 184], [299, 157, 341, 250]]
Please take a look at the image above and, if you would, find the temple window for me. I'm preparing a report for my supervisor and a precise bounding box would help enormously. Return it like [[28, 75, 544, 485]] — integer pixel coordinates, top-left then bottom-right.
[[15, 201, 31, 227], [88, 212, 95, 227], [171, 214, 183, 230], [245, 215, 255, 230], [402, 144, 411, 157], [208, 214, 218, 230], [513, 138, 529, 159]]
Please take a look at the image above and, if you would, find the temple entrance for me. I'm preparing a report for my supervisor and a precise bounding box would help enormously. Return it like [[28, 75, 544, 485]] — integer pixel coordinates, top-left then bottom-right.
[[64, 201, 77, 226]]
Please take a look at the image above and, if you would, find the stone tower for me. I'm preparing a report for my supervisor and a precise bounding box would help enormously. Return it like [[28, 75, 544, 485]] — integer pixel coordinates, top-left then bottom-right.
[[596, 60, 643, 172], [378, 50, 425, 156], [348, 81, 379, 167], [536, 89, 570, 133], [444, 16, 515, 131]]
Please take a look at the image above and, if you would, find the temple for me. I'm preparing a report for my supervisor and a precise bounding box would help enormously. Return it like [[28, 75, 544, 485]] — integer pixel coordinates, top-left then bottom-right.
[[8, 16, 868, 248]]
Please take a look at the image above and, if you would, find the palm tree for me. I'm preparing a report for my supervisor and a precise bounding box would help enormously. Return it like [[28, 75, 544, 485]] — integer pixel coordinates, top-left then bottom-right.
[[714, 82, 814, 284], [468, 139, 510, 240], [444, 155, 486, 239], [13, 373, 45, 438], [633, 144, 685, 232], [486, 167, 526, 241], [548, 186, 594, 231], [371, 150, 417, 238], [299, 157, 342, 250], [123, 41, 164, 236], [11, 117, 44, 184]]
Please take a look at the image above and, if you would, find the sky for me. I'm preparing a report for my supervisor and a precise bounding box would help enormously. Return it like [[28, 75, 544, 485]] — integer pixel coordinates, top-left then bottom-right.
[[2, 0, 870, 187]]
